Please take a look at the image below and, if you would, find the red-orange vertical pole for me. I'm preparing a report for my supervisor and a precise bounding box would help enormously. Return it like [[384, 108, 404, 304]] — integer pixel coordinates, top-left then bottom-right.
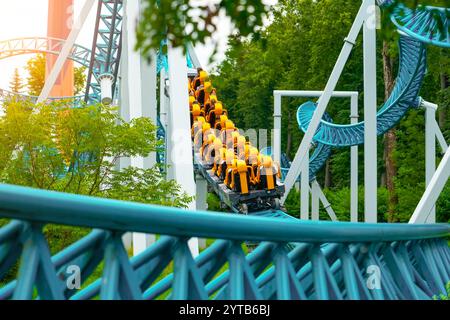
[[46, 0, 74, 97]]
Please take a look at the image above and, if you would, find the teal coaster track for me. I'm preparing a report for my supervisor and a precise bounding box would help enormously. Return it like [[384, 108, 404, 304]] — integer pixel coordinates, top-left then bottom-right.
[[277, 5, 449, 181], [292, 35, 426, 180], [0, 1, 449, 300], [390, 2, 449, 48], [298, 35, 426, 147]]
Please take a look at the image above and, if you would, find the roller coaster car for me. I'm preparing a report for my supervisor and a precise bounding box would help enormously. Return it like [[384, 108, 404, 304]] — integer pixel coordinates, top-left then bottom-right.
[[257, 156, 281, 191], [225, 159, 250, 195], [190, 70, 285, 213], [197, 164, 285, 213]]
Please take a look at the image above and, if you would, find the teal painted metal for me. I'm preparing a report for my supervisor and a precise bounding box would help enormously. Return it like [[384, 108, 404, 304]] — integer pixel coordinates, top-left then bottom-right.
[[85, 0, 123, 103], [0, 184, 448, 300], [390, 5, 449, 48], [156, 117, 166, 171]]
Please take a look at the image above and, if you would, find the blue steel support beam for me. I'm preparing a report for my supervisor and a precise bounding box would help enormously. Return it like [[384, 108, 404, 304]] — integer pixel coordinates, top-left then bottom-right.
[[84, 0, 124, 103], [0, 184, 447, 300]]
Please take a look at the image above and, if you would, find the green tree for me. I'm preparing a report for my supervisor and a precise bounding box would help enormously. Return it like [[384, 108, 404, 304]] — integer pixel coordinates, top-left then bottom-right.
[[135, 0, 448, 62], [25, 53, 87, 96], [137, 0, 270, 62], [9, 68, 24, 93], [0, 98, 191, 207], [211, 0, 449, 222]]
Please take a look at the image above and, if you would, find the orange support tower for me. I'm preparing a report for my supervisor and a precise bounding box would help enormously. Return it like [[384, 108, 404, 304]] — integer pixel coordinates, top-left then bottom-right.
[[46, 0, 74, 98]]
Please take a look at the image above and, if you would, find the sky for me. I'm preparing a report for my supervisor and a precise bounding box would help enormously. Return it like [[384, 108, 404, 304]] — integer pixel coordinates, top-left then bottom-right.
[[0, 0, 236, 93]]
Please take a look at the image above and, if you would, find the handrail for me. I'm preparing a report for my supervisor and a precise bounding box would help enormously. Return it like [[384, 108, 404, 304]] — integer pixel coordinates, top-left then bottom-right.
[[0, 184, 448, 243]]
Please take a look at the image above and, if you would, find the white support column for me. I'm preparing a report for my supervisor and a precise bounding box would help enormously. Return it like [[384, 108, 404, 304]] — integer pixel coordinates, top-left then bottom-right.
[[300, 150, 309, 220], [410, 147, 450, 224], [273, 93, 282, 165], [363, 0, 378, 223], [125, 0, 155, 255], [196, 173, 208, 249], [141, 50, 158, 169], [167, 44, 199, 257], [311, 181, 320, 220], [350, 94, 359, 222], [280, 2, 367, 204], [37, 0, 96, 103], [424, 102, 437, 223], [119, 1, 131, 250]]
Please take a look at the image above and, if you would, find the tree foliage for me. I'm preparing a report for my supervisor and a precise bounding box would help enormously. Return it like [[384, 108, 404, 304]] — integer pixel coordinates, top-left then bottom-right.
[[0, 99, 192, 208], [211, 0, 449, 222], [135, 0, 449, 63]]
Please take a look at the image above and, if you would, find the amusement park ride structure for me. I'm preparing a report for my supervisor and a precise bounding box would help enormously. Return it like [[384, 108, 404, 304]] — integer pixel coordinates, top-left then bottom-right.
[[0, 0, 448, 300]]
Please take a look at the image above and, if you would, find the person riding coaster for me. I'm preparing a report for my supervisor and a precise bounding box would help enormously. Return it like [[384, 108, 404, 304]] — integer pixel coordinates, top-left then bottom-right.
[[218, 149, 236, 182], [191, 116, 206, 139], [192, 68, 207, 89], [190, 102, 205, 126], [203, 137, 223, 167], [196, 80, 213, 105], [193, 122, 213, 152], [219, 120, 238, 148], [189, 95, 196, 109], [204, 89, 218, 114], [206, 101, 228, 128], [200, 133, 216, 164], [212, 145, 227, 178], [234, 135, 247, 158], [247, 147, 261, 186], [225, 159, 250, 195], [238, 141, 251, 162], [257, 155, 281, 191], [215, 114, 228, 131]]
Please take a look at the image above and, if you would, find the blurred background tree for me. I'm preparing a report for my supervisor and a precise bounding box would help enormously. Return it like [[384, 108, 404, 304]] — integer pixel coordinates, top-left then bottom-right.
[[9, 68, 24, 93]]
